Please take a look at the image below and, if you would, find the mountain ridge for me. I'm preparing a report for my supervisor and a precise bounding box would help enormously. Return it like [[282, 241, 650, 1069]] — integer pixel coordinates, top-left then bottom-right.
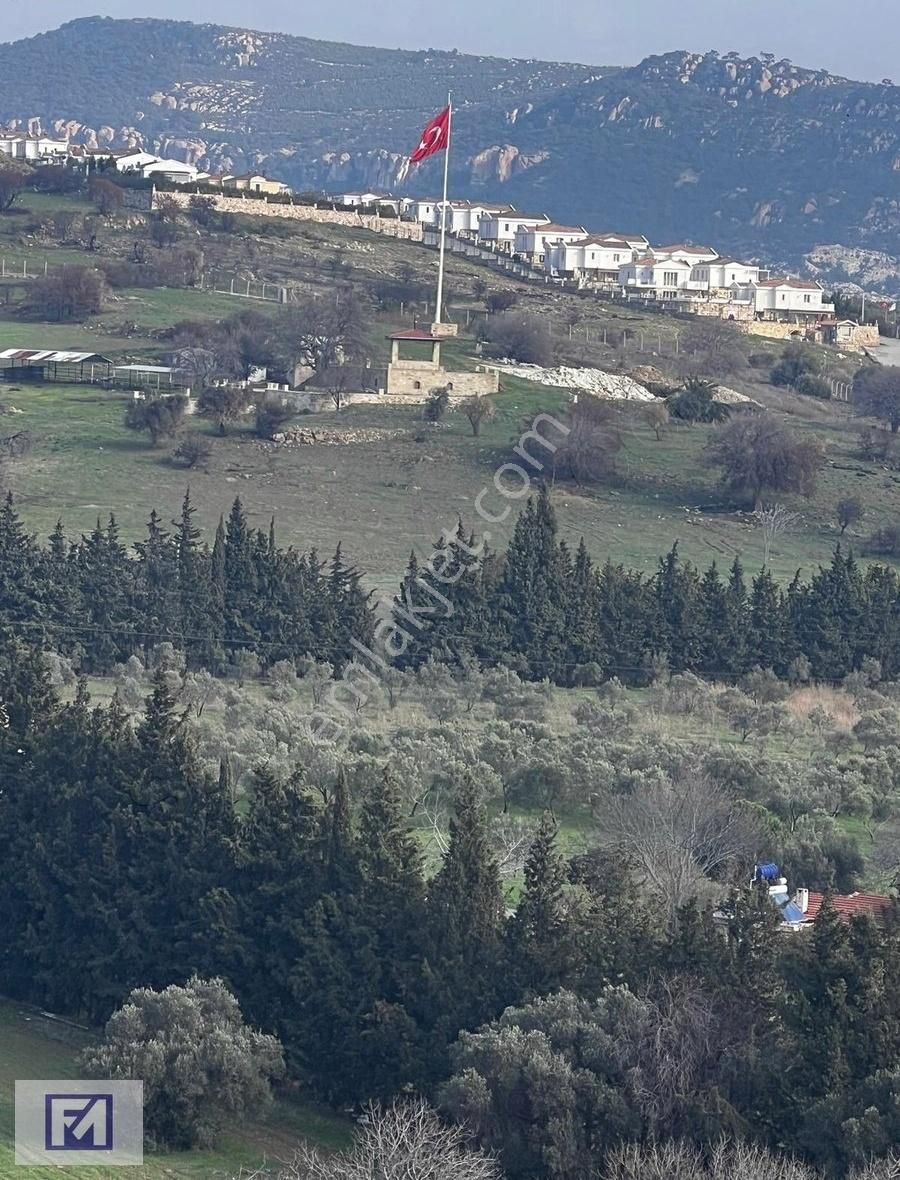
[[2, 20, 900, 283]]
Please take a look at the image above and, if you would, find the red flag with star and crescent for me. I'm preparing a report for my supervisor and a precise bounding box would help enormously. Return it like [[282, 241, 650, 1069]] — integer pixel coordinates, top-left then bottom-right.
[[397, 105, 450, 181]]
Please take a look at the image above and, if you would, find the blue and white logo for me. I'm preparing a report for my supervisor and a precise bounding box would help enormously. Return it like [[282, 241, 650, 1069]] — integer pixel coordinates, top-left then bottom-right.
[[45, 1093, 114, 1151], [16, 1080, 143, 1166]]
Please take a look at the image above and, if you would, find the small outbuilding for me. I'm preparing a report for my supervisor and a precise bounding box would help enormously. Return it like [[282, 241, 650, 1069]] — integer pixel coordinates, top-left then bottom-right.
[[0, 349, 113, 384]]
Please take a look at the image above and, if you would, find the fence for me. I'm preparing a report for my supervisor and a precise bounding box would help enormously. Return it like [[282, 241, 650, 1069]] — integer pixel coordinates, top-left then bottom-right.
[[830, 379, 852, 402], [0, 258, 50, 280]]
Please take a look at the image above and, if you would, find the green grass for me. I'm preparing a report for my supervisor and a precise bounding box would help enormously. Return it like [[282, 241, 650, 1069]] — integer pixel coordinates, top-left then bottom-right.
[[0, 998, 350, 1180], [5, 365, 897, 596]]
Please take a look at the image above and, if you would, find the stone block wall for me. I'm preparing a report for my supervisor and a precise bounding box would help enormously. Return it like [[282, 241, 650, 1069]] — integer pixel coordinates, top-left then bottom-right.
[[154, 189, 423, 240], [385, 362, 499, 398]]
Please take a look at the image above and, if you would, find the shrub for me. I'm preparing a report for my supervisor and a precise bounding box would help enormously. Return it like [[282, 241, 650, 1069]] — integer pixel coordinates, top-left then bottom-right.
[[795, 372, 831, 399], [423, 386, 450, 422], [485, 289, 517, 314], [124, 394, 188, 446], [770, 341, 822, 388], [255, 398, 294, 439], [486, 311, 555, 365], [171, 437, 212, 468], [80, 976, 284, 1150], [668, 377, 729, 424]]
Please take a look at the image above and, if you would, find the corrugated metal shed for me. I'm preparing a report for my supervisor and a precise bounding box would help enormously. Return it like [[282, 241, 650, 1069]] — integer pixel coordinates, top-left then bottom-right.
[[0, 349, 110, 364]]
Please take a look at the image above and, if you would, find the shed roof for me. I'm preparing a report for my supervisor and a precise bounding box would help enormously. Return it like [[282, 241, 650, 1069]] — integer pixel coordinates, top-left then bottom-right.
[[0, 348, 111, 364]]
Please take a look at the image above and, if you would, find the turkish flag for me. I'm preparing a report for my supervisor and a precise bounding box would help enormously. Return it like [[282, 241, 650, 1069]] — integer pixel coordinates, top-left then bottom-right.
[[409, 105, 451, 165], [398, 106, 451, 180]]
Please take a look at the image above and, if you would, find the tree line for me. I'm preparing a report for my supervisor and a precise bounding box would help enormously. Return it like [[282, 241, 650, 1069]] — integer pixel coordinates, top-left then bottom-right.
[[7, 486, 900, 685], [2, 647, 900, 1177], [391, 487, 900, 684], [0, 492, 373, 673]]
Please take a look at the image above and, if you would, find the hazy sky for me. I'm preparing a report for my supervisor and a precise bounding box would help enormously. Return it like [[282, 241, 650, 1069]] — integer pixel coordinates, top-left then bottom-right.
[[5, 0, 900, 81]]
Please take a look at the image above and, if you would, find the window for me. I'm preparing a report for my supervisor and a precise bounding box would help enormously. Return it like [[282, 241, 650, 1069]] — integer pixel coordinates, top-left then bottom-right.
[[731, 273, 736, 282], [803, 294, 812, 303], [504, 223, 510, 232], [413, 381, 421, 390], [663, 271, 679, 287], [613, 253, 621, 262]]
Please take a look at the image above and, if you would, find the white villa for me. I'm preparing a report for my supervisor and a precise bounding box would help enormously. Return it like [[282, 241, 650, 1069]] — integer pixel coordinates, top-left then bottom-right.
[[545, 232, 651, 281], [751, 278, 834, 320], [0, 131, 69, 161], [477, 211, 550, 253], [514, 222, 588, 266]]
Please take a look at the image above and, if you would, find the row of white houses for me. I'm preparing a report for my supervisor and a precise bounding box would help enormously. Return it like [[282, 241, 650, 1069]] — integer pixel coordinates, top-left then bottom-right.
[[0, 132, 834, 325], [379, 195, 835, 324], [0, 130, 291, 192]]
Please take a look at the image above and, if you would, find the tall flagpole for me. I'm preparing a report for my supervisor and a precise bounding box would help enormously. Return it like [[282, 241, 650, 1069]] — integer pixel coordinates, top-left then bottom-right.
[[435, 92, 452, 327]]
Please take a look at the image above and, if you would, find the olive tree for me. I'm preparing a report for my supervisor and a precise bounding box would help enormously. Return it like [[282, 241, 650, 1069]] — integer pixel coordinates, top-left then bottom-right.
[[80, 976, 284, 1149]]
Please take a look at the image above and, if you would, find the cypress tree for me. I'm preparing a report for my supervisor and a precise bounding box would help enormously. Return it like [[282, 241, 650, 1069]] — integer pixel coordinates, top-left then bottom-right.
[[506, 812, 571, 996], [428, 776, 504, 1033]]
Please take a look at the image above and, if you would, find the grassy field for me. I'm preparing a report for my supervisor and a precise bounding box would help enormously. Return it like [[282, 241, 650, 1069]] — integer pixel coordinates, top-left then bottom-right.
[[3, 365, 894, 596], [0, 187, 893, 590], [0, 998, 349, 1180]]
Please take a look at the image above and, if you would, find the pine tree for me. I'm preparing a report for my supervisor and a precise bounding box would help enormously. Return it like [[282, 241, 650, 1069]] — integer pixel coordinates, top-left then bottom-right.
[[133, 509, 179, 654], [697, 562, 731, 677], [653, 544, 702, 671]]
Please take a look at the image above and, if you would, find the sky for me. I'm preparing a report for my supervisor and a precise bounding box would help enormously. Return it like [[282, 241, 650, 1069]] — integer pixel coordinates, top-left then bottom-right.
[[5, 0, 900, 81]]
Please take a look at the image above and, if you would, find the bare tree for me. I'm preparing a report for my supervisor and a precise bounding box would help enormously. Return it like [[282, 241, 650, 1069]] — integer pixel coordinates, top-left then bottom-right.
[[282, 1100, 499, 1180], [28, 266, 106, 322], [0, 165, 28, 212], [549, 397, 622, 484], [88, 177, 125, 216], [854, 365, 900, 433], [598, 770, 761, 930], [836, 495, 865, 536], [644, 399, 670, 441], [283, 291, 371, 375], [603, 1139, 820, 1180], [173, 347, 222, 391], [460, 394, 496, 437], [704, 413, 825, 511], [752, 503, 801, 565]]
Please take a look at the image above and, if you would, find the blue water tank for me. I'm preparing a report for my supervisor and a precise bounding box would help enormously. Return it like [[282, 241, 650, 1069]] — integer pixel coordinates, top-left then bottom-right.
[[754, 863, 780, 882]]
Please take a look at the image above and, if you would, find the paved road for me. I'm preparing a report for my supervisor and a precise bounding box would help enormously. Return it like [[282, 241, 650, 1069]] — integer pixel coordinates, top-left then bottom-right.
[[875, 336, 900, 365]]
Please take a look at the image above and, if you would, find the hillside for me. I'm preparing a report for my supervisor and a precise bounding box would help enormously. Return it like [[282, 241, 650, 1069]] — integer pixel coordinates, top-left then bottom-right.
[[0, 17, 595, 191], [494, 51, 900, 275], [5, 24, 900, 284]]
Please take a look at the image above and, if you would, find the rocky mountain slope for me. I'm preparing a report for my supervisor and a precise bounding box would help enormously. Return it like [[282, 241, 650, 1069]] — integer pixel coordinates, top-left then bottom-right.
[[3, 21, 900, 283], [489, 52, 900, 278], [0, 17, 595, 191]]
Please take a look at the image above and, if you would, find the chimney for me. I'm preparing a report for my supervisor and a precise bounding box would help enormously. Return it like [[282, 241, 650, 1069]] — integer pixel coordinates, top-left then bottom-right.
[[796, 888, 809, 914]]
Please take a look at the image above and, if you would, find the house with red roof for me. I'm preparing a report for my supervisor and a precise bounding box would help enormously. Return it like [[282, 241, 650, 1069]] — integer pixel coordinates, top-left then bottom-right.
[[766, 873, 893, 931], [751, 277, 835, 321]]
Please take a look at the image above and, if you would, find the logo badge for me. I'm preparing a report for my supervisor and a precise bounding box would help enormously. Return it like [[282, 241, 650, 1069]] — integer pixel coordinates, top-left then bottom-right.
[[16, 1080, 143, 1166], [45, 1093, 114, 1151]]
